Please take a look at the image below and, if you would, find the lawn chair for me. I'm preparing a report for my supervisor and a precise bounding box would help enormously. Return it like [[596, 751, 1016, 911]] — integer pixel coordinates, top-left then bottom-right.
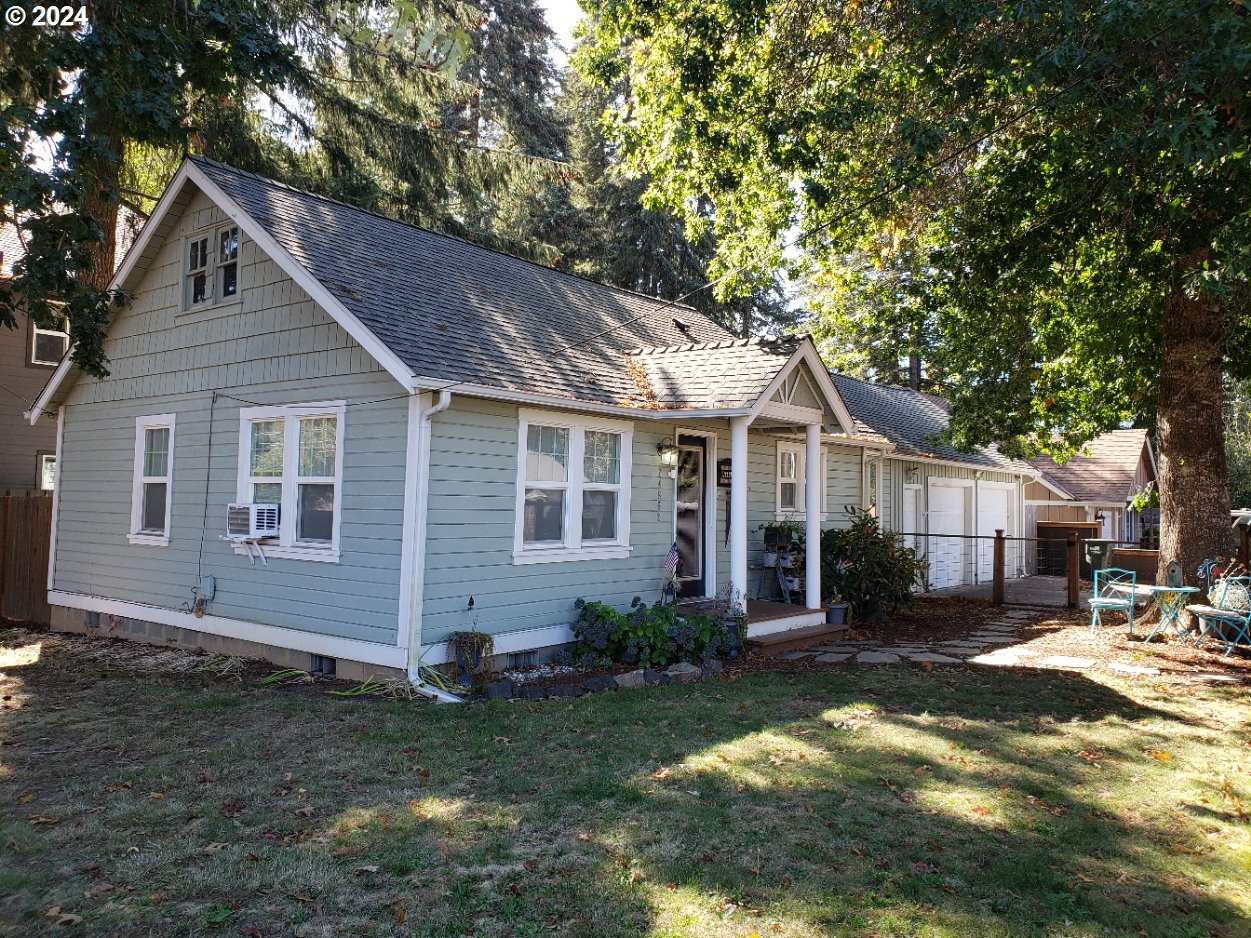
[[1186, 575, 1251, 657], [1089, 567, 1137, 635]]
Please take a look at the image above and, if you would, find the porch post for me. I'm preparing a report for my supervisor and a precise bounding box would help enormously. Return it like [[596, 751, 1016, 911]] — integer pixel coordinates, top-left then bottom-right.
[[805, 422, 822, 609], [730, 416, 750, 610]]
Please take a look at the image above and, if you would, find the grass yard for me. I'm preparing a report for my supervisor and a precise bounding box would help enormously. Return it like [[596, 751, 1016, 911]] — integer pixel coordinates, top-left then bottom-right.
[[1, 633, 1249, 937]]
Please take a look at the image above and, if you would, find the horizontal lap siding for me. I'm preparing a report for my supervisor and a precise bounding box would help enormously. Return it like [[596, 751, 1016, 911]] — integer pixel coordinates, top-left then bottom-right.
[[421, 397, 676, 646], [55, 192, 407, 647], [885, 459, 1022, 535]]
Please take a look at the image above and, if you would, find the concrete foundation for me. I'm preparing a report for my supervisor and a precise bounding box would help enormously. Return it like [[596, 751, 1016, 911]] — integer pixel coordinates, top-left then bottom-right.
[[49, 604, 405, 683]]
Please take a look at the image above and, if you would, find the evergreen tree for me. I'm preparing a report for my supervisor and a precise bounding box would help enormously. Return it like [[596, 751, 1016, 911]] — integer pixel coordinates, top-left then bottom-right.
[[0, 0, 552, 375]]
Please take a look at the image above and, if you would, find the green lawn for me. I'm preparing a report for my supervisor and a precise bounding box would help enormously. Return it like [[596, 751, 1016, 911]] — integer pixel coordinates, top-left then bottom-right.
[[1, 636, 1248, 937]]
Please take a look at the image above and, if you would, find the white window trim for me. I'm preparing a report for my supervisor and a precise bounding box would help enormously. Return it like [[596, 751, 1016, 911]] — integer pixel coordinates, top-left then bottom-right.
[[129, 414, 175, 546], [37, 452, 56, 492], [235, 401, 345, 563], [30, 304, 69, 366], [182, 225, 243, 313], [775, 441, 828, 520], [513, 407, 634, 564]]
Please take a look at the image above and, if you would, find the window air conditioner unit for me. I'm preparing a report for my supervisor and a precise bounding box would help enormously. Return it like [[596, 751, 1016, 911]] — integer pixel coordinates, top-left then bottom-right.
[[227, 503, 280, 539]]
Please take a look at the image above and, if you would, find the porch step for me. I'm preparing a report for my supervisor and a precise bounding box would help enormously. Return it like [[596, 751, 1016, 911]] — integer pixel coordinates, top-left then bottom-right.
[[747, 624, 849, 657]]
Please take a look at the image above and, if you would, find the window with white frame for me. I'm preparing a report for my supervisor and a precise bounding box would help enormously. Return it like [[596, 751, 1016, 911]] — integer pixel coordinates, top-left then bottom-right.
[[185, 225, 240, 309], [514, 409, 632, 563], [776, 441, 827, 518], [37, 453, 56, 492], [30, 303, 69, 366], [237, 402, 344, 559], [130, 415, 175, 544]]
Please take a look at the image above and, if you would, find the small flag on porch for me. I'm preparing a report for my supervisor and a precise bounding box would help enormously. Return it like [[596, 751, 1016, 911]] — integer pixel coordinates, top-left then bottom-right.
[[662, 540, 680, 604]]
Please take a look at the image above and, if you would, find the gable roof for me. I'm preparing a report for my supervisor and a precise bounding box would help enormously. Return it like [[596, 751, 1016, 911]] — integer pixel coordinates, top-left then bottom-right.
[[1027, 429, 1154, 504], [33, 157, 858, 426], [192, 157, 738, 407], [830, 374, 1032, 473]]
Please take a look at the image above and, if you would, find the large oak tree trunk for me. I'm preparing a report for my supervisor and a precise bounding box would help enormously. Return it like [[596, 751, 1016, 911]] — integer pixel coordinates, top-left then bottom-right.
[[1156, 275, 1230, 587]]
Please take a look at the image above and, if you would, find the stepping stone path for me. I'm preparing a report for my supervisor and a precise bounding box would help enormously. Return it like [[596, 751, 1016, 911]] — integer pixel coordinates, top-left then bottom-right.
[[1039, 655, 1096, 670], [1108, 662, 1161, 676], [785, 606, 1200, 677]]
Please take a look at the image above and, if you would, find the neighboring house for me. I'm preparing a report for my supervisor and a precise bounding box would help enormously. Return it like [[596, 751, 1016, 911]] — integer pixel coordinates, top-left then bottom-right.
[[30, 157, 886, 686], [0, 223, 65, 491], [1025, 429, 1158, 545], [830, 376, 1035, 588]]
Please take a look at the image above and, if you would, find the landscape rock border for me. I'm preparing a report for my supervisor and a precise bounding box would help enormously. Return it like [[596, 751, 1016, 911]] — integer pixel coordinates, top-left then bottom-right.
[[480, 659, 725, 702]]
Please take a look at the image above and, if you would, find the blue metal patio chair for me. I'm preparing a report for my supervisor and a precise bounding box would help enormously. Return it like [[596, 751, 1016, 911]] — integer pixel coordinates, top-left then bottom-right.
[[1089, 567, 1138, 635], [1186, 575, 1251, 657]]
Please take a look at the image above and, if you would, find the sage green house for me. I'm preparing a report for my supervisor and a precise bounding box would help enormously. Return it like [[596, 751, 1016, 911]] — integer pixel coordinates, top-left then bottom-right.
[[33, 158, 898, 691]]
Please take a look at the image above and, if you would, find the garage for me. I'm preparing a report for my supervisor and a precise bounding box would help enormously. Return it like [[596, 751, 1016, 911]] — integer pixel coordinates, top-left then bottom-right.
[[976, 483, 1012, 581], [927, 482, 970, 588]]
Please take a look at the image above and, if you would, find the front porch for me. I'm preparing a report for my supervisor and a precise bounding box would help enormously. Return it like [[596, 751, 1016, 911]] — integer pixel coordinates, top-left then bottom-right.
[[678, 597, 828, 637]]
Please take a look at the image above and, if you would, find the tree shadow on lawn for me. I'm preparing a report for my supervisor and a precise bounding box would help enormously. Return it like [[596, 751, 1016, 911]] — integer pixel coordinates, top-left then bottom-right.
[[1, 652, 1246, 937]]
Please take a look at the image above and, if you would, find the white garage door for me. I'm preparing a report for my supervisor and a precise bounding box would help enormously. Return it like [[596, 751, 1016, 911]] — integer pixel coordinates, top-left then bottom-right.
[[977, 486, 1011, 582], [928, 484, 969, 588]]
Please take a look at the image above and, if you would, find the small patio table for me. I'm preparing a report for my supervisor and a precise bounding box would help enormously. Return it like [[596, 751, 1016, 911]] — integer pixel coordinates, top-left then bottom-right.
[[1107, 582, 1200, 641]]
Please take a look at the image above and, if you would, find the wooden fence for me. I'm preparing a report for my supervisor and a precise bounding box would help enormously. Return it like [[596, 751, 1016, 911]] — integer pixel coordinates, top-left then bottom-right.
[[0, 491, 53, 627]]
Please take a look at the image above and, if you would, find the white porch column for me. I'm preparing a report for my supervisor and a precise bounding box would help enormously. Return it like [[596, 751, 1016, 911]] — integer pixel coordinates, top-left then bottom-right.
[[805, 422, 822, 609], [729, 416, 750, 610]]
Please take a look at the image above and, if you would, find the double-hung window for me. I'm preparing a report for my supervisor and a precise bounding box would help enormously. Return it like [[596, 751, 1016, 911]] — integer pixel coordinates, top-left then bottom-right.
[[776, 441, 827, 519], [237, 402, 344, 561], [514, 409, 632, 564], [130, 415, 175, 545], [185, 225, 240, 309]]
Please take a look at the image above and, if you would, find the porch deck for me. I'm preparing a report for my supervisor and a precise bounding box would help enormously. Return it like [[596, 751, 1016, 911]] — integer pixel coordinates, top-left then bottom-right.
[[679, 598, 828, 639]]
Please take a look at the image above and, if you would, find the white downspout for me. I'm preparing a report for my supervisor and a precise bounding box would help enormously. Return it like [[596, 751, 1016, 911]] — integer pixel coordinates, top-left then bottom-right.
[[407, 390, 461, 703]]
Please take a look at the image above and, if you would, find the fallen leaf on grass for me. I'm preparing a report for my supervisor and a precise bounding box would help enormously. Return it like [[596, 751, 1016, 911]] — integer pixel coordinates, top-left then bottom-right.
[[294, 806, 315, 817], [44, 906, 82, 926], [147, 792, 165, 801], [203, 843, 228, 855], [970, 806, 992, 816], [28, 815, 59, 826], [1146, 750, 1174, 762], [394, 901, 406, 923], [288, 891, 315, 904], [352, 865, 380, 875], [652, 767, 670, 780]]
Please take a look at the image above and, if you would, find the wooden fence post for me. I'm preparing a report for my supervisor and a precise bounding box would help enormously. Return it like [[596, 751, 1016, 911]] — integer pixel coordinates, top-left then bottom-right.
[[1239, 524, 1250, 570], [1066, 534, 1080, 608], [992, 528, 1005, 606]]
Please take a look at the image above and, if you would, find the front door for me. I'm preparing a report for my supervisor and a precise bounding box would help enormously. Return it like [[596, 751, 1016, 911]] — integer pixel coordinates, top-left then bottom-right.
[[675, 436, 707, 598]]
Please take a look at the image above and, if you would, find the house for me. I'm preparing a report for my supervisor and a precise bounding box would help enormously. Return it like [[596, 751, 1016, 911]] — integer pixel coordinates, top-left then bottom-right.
[[0, 223, 66, 492], [1025, 428, 1158, 546], [30, 157, 890, 688], [829, 375, 1036, 588]]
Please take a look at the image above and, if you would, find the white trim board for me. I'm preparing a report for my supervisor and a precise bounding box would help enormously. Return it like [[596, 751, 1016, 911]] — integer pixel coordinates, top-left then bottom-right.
[[672, 426, 719, 599], [48, 591, 406, 669]]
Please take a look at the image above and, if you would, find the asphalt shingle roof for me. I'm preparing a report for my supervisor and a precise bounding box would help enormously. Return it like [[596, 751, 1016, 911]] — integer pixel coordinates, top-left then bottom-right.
[[1027, 429, 1152, 504], [191, 157, 738, 407], [830, 374, 1031, 473], [629, 336, 801, 410]]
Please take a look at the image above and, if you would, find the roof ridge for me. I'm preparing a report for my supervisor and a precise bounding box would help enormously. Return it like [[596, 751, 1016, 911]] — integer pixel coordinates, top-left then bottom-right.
[[187, 155, 727, 328]]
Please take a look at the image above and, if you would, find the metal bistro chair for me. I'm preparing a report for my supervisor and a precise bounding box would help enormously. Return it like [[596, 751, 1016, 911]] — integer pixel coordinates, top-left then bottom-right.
[[1189, 575, 1251, 657], [1089, 567, 1138, 635]]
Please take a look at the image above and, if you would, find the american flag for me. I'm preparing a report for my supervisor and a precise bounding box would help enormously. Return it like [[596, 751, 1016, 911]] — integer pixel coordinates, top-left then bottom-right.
[[664, 540, 680, 578]]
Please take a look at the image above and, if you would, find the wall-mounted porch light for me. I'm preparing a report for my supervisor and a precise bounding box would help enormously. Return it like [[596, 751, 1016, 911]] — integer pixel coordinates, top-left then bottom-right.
[[657, 437, 680, 468]]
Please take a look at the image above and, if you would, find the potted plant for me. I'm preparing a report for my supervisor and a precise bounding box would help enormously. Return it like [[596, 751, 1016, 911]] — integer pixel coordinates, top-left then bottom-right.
[[449, 630, 495, 688], [825, 591, 849, 626]]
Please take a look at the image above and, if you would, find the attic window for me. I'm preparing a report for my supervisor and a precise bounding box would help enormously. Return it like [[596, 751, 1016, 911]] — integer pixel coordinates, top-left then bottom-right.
[[218, 226, 239, 297], [186, 235, 209, 306]]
